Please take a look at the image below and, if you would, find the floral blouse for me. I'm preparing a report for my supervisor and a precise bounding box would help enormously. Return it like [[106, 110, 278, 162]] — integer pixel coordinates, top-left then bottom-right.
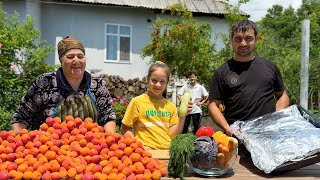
[[12, 68, 116, 130]]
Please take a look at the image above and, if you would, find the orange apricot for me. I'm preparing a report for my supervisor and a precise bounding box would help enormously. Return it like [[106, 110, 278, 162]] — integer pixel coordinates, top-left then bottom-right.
[[31, 171, 41, 180], [17, 163, 28, 173], [53, 117, 61, 124], [129, 152, 141, 163], [108, 172, 118, 179], [67, 167, 77, 179], [110, 144, 118, 151], [45, 150, 56, 161], [64, 115, 74, 122], [152, 169, 162, 180], [23, 171, 33, 180], [124, 147, 133, 156]]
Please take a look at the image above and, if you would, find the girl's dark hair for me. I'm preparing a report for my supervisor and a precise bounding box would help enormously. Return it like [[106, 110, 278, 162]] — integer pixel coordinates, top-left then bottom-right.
[[231, 19, 258, 38], [147, 61, 170, 98]]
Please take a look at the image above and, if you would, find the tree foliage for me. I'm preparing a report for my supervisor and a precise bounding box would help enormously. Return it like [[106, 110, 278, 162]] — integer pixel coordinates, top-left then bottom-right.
[[0, 4, 55, 130], [256, 0, 320, 113], [142, 4, 220, 86]]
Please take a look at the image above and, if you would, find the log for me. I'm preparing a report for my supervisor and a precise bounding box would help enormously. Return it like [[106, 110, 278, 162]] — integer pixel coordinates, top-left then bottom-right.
[[128, 86, 135, 92], [114, 88, 124, 98]]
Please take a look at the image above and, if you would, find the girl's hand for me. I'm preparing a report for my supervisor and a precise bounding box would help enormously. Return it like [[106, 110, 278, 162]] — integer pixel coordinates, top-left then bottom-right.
[[186, 101, 193, 115]]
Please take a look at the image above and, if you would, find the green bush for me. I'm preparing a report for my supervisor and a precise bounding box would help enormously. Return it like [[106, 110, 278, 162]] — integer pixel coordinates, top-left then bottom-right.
[[0, 4, 55, 129], [0, 107, 13, 131], [112, 96, 129, 127]]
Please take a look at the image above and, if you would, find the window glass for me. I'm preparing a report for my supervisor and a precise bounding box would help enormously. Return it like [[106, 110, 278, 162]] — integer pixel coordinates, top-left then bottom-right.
[[106, 35, 117, 60], [106, 24, 131, 62], [107, 25, 118, 34], [120, 37, 130, 60], [120, 26, 131, 35]]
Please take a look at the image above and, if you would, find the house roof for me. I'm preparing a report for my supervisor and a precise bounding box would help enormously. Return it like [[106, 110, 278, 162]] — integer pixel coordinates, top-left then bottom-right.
[[68, 0, 247, 16]]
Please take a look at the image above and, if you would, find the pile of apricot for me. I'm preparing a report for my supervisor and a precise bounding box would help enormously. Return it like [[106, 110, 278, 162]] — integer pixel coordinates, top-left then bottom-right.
[[0, 116, 167, 180]]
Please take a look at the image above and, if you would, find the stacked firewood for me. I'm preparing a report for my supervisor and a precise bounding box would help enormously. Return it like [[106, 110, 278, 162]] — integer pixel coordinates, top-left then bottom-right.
[[100, 74, 148, 98]]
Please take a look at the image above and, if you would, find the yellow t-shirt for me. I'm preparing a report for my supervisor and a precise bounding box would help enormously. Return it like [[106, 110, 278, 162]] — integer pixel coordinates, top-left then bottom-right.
[[121, 93, 179, 149]]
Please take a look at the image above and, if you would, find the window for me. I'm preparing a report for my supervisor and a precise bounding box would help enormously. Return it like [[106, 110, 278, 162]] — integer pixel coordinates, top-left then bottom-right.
[[105, 24, 132, 62]]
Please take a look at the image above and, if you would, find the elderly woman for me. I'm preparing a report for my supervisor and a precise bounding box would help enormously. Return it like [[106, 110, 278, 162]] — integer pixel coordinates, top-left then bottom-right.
[[11, 36, 116, 134]]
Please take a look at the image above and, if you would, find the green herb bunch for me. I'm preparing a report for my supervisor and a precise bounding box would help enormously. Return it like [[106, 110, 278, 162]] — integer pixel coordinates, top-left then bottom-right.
[[168, 133, 196, 179]]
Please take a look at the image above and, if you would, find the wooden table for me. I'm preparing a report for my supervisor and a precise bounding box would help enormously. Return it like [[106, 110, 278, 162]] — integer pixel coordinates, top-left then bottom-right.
[[148, 150, 320, 180]]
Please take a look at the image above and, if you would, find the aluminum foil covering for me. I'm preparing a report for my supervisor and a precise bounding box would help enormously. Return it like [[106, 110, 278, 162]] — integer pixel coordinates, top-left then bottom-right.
[[230, 105, 320, 174]]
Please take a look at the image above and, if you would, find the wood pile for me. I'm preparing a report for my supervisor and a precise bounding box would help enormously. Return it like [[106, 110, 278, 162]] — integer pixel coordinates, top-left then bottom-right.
[[100, 74, 148, 99]]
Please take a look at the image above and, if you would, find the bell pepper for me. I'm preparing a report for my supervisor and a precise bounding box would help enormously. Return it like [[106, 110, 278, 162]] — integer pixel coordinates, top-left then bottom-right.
[[195, 126, 214, 137]]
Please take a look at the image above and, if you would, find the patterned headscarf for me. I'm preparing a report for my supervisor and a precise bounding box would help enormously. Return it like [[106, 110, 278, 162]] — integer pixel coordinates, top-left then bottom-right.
[[58, 36, 85, 59]]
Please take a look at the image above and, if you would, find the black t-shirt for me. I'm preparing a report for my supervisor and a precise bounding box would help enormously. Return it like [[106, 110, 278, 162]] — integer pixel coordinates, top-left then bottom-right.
[[209, 57, 285, 123]]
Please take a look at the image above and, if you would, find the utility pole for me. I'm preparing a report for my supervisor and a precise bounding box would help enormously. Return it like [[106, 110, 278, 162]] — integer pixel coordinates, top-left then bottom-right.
[[300, 19, 310, 109]]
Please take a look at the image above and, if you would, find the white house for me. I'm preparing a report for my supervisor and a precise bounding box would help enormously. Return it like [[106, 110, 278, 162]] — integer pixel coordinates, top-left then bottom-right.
[[2, 0, 246, 103]]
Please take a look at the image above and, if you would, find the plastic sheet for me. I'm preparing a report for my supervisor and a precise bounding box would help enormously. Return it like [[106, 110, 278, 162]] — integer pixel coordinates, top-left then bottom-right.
[[230, 105, 320, 174]]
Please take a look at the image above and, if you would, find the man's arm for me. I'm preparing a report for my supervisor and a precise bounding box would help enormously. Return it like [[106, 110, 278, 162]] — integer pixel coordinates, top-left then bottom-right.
[[274, 90, 289, 111], [208, 99, 233, 136]]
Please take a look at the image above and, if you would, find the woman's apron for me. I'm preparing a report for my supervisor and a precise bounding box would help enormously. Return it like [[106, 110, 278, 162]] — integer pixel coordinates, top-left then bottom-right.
[[53, 85, 99, 122]]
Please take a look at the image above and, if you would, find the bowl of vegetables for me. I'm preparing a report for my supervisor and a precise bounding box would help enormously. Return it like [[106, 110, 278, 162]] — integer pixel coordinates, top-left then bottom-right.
[[188, 130, 238, 177]]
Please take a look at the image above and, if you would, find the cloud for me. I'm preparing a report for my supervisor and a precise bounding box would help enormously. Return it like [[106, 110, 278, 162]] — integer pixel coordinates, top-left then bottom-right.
[[228, 0, 303, 21]]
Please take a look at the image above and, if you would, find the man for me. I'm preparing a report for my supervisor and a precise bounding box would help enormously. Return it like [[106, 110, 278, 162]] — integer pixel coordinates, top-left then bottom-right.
[[178, 72, 209, 134], [208, 20, 289, 136]]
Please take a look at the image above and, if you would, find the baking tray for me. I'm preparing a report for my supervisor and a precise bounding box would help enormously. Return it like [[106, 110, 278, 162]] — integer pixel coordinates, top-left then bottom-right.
[[236, 105, 320, 175], [270, 105, 320, 175]]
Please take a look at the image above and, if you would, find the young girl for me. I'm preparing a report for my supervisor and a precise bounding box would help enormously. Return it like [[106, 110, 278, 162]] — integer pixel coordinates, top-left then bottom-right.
[[120, 61, 192, 149]]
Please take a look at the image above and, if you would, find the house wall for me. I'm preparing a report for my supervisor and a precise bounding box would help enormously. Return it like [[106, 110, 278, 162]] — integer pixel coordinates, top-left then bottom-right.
[[2, 0, 26, 23], [40, 3, 154, 80]]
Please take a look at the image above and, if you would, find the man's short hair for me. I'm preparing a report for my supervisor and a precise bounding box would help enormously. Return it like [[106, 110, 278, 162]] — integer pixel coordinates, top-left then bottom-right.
[[231, 20, 258, 38]]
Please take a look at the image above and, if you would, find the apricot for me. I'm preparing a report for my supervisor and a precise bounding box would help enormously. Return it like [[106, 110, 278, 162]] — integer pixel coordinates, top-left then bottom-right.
[[6, 162, 17, 172], [39, 123, 49, 131], [67, 167, 77, 179], [51, 172, 60, 180], [39, 145, 48, 154], [110, 144, 118, 151], [135, 165, 145, 174], [41, 172, 51, 180], [129, 153, 141, 163], [108, 172, 118, 180], [45, 150, 56, 161], [0, 170, 9, 180], [152, 169, 162, 180], [11, 171, 23, 180], [31, 171, 41, 180], [65, 115, 74, 122], [17, 163, 28, 173], [123, 157, 133, 166], [105, 136, 115, 146], [53, 117, 61, 124]]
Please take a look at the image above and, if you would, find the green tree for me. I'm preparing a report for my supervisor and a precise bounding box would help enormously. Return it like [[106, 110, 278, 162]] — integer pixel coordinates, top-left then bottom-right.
[[0, 4, 55, 130], [142, 4, 220, 86], [256, 5, 301, 104], [255, 0, 320, 114]]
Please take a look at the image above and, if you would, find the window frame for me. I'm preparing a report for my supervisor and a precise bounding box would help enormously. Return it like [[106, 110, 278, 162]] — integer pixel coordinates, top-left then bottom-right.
[[104, 23, 132, 63]]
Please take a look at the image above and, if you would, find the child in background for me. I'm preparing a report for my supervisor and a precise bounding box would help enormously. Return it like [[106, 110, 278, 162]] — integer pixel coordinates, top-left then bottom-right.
[[120, 61, 192, 149]]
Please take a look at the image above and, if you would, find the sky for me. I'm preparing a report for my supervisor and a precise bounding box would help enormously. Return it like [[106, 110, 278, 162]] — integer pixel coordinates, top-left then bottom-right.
[[228, 0, 303, 21]]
